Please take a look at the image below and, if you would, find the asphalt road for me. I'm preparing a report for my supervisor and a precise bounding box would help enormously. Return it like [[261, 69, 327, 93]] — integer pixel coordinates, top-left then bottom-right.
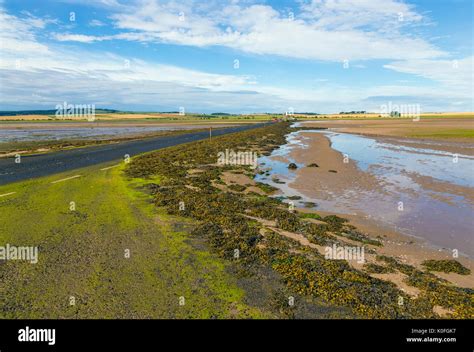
[[0, 123, 269, 186]]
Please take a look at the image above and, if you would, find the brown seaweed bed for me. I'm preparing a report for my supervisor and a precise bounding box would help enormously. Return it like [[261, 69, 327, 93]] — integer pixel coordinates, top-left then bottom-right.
[[125, 122, 473, 319]]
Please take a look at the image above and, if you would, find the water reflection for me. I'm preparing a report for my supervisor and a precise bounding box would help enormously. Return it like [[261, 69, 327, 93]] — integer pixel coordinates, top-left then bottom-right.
[[255, 129, 474, 257]]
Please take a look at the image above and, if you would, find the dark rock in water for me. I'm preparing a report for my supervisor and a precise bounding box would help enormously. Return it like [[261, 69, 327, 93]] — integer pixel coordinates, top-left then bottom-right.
[[288, 195, 302, 200], [304, 202, 317, 208], [288, 163, 298, 169], [328, 169, 338, 173], [272, 177, 286, 184], [307, 163, 319, 167]]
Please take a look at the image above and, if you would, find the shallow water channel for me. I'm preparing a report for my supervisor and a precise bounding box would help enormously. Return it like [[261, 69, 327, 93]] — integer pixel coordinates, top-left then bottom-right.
[[255, 129, 474, 257]]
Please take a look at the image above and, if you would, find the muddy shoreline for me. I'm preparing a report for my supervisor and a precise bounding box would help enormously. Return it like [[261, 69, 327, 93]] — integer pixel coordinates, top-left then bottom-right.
[[300, 118, 474, 154], [255, 129, 474, 288]]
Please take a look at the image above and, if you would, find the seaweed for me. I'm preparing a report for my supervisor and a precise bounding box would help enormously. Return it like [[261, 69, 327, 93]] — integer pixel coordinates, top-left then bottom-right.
[[255, 182, 278, 194], [422, 260, 471, 275], [340, 229, 382, 246], [228, 184, 247, 192], [363, 263, 396, 274], [298, 213, 322, 220]]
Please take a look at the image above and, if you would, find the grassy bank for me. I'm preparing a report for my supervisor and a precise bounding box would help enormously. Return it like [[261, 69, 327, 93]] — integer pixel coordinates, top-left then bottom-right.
[[0, 164, 265, 318], [409, 129, 474, 139]]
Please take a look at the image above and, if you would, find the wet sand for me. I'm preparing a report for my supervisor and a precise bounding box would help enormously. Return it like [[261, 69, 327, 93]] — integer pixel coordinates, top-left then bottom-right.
[[308, 208, 474, 289], [282, 131, 474, 253], [287, 132, 386, 203], [255, 129, 474, 288], [301, 118, 474, 153]]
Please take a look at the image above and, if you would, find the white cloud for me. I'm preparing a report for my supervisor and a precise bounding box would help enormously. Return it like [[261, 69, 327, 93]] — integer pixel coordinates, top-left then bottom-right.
[[0, 4, 472, 113], [89, 19, 106, 27], [53, 33, 109, 43], [384, 57, 473, 90], [0, 8, 289, 111], [0, 10, 51, 56], [300, 0, 424, 30], [55, 0, 445, 62]]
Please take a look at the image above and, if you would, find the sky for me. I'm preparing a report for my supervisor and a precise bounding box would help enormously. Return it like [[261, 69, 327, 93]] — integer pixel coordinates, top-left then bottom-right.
[[0, 0, 472, 113]]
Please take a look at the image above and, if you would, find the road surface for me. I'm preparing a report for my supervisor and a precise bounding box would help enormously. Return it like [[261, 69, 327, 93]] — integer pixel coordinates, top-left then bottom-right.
[[0, 123, 268, 185]]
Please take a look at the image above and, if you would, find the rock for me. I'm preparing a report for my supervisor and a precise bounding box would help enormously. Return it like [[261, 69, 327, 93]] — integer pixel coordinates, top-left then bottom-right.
[[288, 195, 302, 200], [288, 163, 298, 169], [307, 163, 319, 167]]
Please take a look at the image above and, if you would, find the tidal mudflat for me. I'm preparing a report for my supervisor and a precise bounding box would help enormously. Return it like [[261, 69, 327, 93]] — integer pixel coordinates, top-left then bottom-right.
[[0, 122, 238, 156], [0, 122, 236, 143], [255, 127, 474, 263]]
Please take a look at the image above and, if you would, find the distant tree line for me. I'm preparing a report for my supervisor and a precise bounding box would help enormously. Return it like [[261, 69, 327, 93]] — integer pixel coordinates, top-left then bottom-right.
[[339, 111, 366, 114], [0, 109, 119, 116]]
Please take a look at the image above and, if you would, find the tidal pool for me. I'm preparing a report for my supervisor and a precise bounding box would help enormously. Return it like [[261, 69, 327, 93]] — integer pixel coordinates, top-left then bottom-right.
[[327, 131, 474, 188], [255, 129, 474, 257]]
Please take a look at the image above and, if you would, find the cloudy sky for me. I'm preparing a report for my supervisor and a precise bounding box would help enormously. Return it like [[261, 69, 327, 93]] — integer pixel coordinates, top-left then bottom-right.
[[0, 0, 472, 113]]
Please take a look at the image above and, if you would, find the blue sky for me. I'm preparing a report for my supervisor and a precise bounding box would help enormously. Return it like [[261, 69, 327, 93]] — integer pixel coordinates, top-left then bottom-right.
[[0, 0, 472, 113]]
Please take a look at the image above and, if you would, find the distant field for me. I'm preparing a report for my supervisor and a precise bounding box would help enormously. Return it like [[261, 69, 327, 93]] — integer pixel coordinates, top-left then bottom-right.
[[0, 111, 472, 122], [0, 113, 276, 122], [301, 117, 474, 143], [301, 112, 474, 120]]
